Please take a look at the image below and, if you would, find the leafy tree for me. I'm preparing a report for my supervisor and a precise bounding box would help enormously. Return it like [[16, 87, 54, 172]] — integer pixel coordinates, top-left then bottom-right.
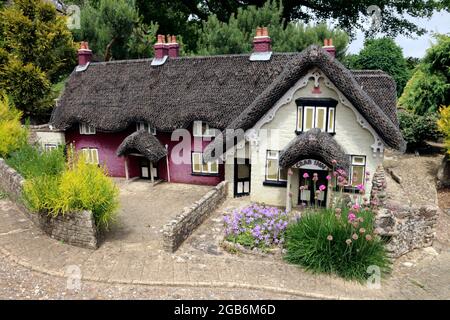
[[437, 106, 450, 155], [0, 93, 28, 158], [347, 37, 409, 96], [399, 34, 450, 115], [0, 0, 76, 116], [75, 0, 159, 61], [196, 1, 349, 59], [147, 0, 442, 39], [398, 110, 441, 151]]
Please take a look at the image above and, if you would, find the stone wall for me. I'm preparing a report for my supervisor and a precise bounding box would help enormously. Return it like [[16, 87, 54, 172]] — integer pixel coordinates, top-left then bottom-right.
[[0, 158, 98, 249], [370, 165, 439, 258], [162, 181, 228, 252]]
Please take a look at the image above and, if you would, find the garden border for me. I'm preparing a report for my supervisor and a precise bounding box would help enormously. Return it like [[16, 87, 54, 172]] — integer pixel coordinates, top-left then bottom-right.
[[0, 158, 98, 249]]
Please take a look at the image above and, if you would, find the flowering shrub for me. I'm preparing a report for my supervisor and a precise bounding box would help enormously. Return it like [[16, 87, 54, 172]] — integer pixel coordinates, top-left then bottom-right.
[[224, 204, 289, 249], [284, 205, 390, 281]]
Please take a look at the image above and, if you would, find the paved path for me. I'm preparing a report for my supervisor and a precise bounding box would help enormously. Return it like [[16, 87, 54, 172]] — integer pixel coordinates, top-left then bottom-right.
[[1, 196, 449, 300]]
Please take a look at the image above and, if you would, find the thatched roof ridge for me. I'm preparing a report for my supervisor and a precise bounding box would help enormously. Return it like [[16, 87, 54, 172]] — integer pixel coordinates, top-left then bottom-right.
[[279, 129, 350, 169], [116, 130, 167, 162], [204, 46, 405, 160]]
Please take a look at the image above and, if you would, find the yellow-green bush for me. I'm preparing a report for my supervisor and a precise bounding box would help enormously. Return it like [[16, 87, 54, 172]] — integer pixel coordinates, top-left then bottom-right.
[[23, 152, 119, 230], [437, 105, 450, 155], [0, 93, 28, 158]]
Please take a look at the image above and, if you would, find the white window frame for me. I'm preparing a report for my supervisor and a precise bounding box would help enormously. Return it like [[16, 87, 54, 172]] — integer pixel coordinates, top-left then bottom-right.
[[193, 121, 216, 138], [314, 106, 327, 131], [79, 123, 96, 135], [265, 150, 287, 182], [44, 144, 57, 152], [350, 155, 366, 187], [327, 107, 336, 133], [192, 152, 219, 175], [297, 106, 303, 131], [136, 121, 156, 135], [82, 147, 99, 165], [303, 106, 315, 131]]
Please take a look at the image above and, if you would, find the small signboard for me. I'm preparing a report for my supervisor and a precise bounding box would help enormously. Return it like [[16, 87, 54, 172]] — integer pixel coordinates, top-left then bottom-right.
[[292, 159, 329, 171]]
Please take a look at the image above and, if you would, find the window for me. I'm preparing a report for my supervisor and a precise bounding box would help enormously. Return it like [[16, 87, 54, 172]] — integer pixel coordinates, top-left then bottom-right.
[[193, 121, 215, 137], [136, 121, 156, 135], [192, 152, 219, 175], [350, 155, 366, 187], [44, 144, 57, 152], [79, 123, 96, 135], [81, 148, 99, 165], [296, 99, 337, 133], [265, 150, 288, 182]]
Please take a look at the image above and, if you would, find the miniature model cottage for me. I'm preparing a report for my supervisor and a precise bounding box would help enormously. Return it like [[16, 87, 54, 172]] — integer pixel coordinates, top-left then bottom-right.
[[50, 29, 405, 210]]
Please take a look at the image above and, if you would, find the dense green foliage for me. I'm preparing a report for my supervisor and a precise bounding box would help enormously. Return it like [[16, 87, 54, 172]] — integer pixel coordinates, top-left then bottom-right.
[[399, 34, 450, 115], [398, 110, 441, 150], [346, 37, 409, 96], [8, 144, 119, 230], [284, 207, 390, 281], [5, 144, 66, 179], [438, 106, 450, 155], [196, 1, 349, 59], [0, 0, 76, 116], [135, 0, 440, 39], [0, 93, 28, 158]]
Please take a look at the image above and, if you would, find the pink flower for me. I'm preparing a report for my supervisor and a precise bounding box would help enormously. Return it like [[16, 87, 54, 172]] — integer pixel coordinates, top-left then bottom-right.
[[332, 159, 337, 165], [319, 184, 326, 191], [352, 203, 361, 211], [347, 213, 356, 221], [356, 184, 365, 192], [312, 173, 318, 181], [303, 172, 309, 179], [300, 186, 305, 191], [326, 175, 331, 181]]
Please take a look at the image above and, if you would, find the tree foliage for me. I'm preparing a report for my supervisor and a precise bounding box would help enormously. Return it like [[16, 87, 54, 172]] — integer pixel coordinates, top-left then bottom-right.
[[398, 110, 441, 151], [0, 93, 28, 158], [399, 34, 450, 115], [74, 0, 159, 61], [134, 0, 443, 39], [196, 1, 349, 59], [0, 0, 76, 116], [346, 37, 409, 96], [438, 106, 450, 155]]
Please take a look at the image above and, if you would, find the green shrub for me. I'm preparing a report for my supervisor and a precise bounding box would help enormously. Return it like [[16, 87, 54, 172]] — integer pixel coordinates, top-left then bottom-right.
[[398, 110, 441, 151], [0, 93, 28, 158], [6, 144, 66, 179], [284, 207, 390, 282], [20, 147, 119, 230]]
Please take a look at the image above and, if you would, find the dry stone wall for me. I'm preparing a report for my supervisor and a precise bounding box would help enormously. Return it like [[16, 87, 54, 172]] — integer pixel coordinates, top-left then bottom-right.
[[370, 165, 439, 258], [162, 181, 228, 252], [0, 158, 98, 249]]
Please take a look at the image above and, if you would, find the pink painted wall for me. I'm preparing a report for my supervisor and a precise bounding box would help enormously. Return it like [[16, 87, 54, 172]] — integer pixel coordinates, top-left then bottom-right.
[[65, 125, 224, 186]]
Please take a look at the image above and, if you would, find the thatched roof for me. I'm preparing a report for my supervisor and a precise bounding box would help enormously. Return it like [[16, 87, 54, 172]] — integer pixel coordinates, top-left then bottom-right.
[[116, 130, 167, 162], [51, 45, 404, 153], [279, 129, 350, 169]]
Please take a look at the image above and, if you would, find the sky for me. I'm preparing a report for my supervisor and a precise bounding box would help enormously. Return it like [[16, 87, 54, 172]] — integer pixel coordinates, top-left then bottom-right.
[[348, 10, 450, 58]]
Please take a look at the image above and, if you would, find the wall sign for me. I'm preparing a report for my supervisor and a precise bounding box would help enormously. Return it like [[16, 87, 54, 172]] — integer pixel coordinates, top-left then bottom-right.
[[292, 159, 329, 170]]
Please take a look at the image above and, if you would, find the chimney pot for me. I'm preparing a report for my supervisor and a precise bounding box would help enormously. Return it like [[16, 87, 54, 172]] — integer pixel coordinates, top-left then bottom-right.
[[168, 35, 180, 58], [78, 41, 92, 66], [323, 38, 336, 58], [253, 26, 271, 53]]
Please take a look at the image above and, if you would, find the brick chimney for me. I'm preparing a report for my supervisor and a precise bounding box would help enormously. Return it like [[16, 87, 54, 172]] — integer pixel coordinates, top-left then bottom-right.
[[154, 34, 168, 59], [167, 35, 180, 58], [323, 38, 336, 58], [253, 27, 272, 53], [78, 41, 92, 66]]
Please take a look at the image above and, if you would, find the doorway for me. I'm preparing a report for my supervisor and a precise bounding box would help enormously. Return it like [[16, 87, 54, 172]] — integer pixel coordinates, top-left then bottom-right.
[[234, 158, 251, 197], [140, 158, 158, 180], [298, 169, 328, 207]]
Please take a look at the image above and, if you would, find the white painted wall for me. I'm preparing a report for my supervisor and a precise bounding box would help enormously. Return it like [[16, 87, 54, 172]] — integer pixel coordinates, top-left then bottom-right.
[[247, 69, 384, 207]]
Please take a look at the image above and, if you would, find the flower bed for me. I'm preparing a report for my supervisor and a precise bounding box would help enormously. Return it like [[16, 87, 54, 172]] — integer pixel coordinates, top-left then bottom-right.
[[223, 204, 290, 251]]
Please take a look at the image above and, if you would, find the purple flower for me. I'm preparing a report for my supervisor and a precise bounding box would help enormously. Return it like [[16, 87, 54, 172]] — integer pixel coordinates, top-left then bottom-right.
[[347, 213, 356, 222]]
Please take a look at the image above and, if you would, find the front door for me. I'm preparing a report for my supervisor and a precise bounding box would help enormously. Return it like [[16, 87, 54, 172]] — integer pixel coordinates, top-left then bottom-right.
[[298, 169, 328, 207], [140, 159, 158, 179], [234, 159, 251, 197]]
